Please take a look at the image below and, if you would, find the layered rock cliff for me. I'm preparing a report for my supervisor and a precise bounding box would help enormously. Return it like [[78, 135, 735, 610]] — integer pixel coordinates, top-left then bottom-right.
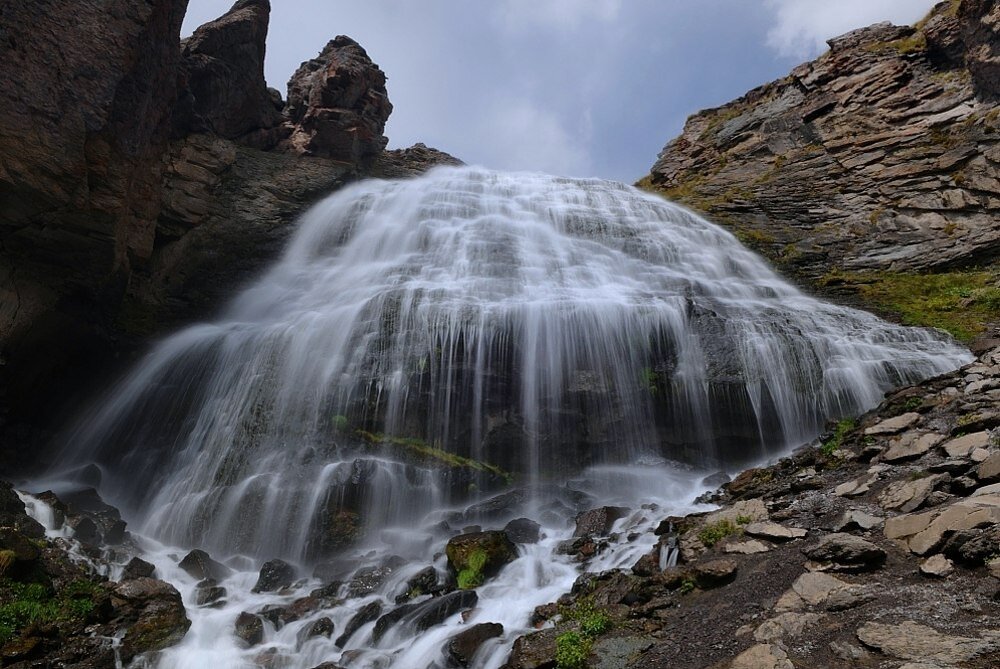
[[644, 0, 1000, 342], [0, 0, 458, 469]]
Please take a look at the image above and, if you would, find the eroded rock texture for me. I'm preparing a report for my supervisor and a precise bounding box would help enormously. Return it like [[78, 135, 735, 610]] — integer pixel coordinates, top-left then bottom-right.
[[283, 36, 393, 164], [646, 0, 1000, 284]]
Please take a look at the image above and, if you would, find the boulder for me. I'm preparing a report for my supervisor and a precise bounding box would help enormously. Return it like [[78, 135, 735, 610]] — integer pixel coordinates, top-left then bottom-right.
[[920, 553, 955, 577], [178, 0, 282, 142], [943, 431, 991, 457], [111, 577, 191, 662], [234, 611, 264, 647], [299, 617, 334, 644], [194, 580, 226, 606], [866, 414, 921, 436], [729, 643, 794, 669], [283, 36, 392, 164], [446, 531, 518, 587], [335, 600, 382, 648], [573, 506, 629, 537], [505, 628, 559, 669], [252, 558, 296, 593], [883, 432, 944, 461], [179, 549, 232, 581], [803, 533, 886, 572], [504, 517, 542, 544], [447, 622, 504, 666], [693, 558, 738, 588], [372, 590, 478, 643], [743, 522, 807, 542], [122, 557, 156, 580], [857, 620, 1000, 664]]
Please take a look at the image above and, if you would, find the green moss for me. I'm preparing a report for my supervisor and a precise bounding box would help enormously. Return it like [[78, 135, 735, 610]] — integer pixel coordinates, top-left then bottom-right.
[[678, 577, 697, 595], [820, 269, 1000, 342], [697, 519, 742, 547], [356, 430, 512, 484], [456, 549, 487, 590], [734, 229, 776, 246], [867, 32, 927, 55], [555, 631, 592, 669]]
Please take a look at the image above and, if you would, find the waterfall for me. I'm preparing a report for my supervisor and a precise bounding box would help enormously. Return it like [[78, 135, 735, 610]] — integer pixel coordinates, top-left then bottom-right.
[[56, 166, 969, 561]]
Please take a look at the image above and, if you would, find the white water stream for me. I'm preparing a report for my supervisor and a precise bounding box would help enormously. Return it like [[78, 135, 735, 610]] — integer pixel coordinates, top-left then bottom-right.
[[32, 167, 972, 667]]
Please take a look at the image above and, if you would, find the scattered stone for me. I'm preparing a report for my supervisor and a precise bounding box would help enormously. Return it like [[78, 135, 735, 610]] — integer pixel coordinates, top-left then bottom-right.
[[920, 554, 955, 578], [829, 641, 868, 662], [833, 510, 883, 532], [857, 620, 1000, 664], [729, 643, 794, 669], [835, 474, 875, 497], [790, 572, 849, 606], [879, 475, 941, 512], [112, 577, 192, 662], [693, 558, 738, 588], [743, 522, 807, 542], [976, 451, 1000, 482], [753, 612, 821, 643], [803, 533, 886, 571], [865, 413, 920, 436], [883, 432, 944, 461], [972, 448, 991, 463], [723, 539, 771, 554], [706, 499, 768, 525], [942, 431, 990, 458], [447, 622, 504, 666], [907, 499, 1000, 555], [234, 612, 264, 647], [252, 558, 296, 593]]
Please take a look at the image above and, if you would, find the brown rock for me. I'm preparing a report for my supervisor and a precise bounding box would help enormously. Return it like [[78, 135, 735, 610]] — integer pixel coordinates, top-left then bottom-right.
[[179, 0, 282, 141], [111, 577, 191, 662], [447, 622, 504, 666], [283, 36, 392, 164]]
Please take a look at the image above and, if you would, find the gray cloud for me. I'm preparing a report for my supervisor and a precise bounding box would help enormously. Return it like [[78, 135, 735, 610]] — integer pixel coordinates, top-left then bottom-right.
[[182, 1, 937, 182]]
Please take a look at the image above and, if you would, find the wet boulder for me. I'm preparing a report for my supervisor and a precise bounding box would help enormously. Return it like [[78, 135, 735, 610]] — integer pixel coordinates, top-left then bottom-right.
[[179, 549, 232, 581], [111, 577, 191, 662], [372, 590, 478, 643], [345, 556, 405, 597], [573, 506, 629, 537], [395, 565, 439, 603], [298, 617, 335, 646], [335, 600, 383, 647], [504, 517, 541, 544], [122, 557, 157, 580], [0, 482, 45, 538], [446, 531, 518, 588], [195, 580, 227, 607], [448, 622, 504, 666], [234, 611, 264, 647], [252, 558, 296, 593]]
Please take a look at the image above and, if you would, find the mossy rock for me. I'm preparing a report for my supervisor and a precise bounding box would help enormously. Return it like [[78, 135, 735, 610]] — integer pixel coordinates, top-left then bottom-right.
[[445, 531, 517, 589]]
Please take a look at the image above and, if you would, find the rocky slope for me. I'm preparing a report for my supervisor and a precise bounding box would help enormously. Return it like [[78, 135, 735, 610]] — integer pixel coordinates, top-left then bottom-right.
[[643, 0, 1000, 342], [501, 342, 1000, 669], [0, 0, 459, 470]]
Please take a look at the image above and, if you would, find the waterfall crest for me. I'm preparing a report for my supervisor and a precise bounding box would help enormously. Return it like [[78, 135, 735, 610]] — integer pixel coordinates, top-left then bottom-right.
[[61, 167, 970, 559]]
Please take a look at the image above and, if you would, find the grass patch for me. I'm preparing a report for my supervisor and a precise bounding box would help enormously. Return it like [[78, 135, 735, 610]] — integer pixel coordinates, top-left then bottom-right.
[[0, 579, 98, 645], [556, 631, 591, 669], [554, 599, 613, 669], [356, 430, 513, 484], [820, 269, 1000, 342], [697, 519, 744, 548], [820, 418, 856, 457]]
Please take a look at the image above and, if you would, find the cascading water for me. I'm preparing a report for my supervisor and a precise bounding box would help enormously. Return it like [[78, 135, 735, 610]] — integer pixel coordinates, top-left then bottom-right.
[[40, 166, 971, 668]]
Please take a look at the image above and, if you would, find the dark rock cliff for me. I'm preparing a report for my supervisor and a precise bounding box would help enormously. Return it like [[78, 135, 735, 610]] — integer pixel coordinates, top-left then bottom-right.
[[644, 0, 1000, 341], [0, 0, 458, 469]]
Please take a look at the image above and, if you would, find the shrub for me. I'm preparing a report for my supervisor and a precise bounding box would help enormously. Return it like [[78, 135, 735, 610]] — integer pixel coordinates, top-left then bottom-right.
[[555, 631, 592, 669]]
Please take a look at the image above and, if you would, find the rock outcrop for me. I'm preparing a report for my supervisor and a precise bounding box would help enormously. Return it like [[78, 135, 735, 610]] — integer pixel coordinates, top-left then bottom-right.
[[643, 0, 1000, 340], [177, 0, 282, 144], [506, 342, 1000, 668], [282, 36, 393, 164], [0, 0, 459, 471]]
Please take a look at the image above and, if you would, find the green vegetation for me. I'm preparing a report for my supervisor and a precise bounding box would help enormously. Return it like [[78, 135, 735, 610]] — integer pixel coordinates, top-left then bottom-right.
[[820, 418, 856, 457], [678, 577, 697, 595], [697, 518, 744, 547], [555, 631, 591, 669], [0, 579, 99, 644], [331, 414, 349, 432], [456, 549, 488, 590], [867, 32, 927, 56], [355, 430, 513, 484], [820, 269, 1000, 342], [640, 367, 660, 395], [553, 599, 614, 669]]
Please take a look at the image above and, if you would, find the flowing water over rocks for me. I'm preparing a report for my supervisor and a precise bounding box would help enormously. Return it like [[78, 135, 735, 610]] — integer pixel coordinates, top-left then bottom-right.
[[30, 167, 973, 667]]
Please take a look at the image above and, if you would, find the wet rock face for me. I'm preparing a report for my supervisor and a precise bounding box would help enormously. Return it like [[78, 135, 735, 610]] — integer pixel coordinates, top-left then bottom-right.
[[283, 35, 392, 164], [645, 0, 1000, 292], [178, 0, 282, 143], [0, 0, 189, 458]]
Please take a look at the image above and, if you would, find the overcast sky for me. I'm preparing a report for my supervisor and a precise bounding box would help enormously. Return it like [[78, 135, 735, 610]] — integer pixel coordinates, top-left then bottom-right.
[[182, 0, 936, 182]]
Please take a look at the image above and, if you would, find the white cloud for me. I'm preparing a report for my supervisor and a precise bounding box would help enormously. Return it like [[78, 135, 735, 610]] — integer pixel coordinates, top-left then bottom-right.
[[476, 99, 594, 177], [493, 0, 622, 33], [764, 0, 937, 59]]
